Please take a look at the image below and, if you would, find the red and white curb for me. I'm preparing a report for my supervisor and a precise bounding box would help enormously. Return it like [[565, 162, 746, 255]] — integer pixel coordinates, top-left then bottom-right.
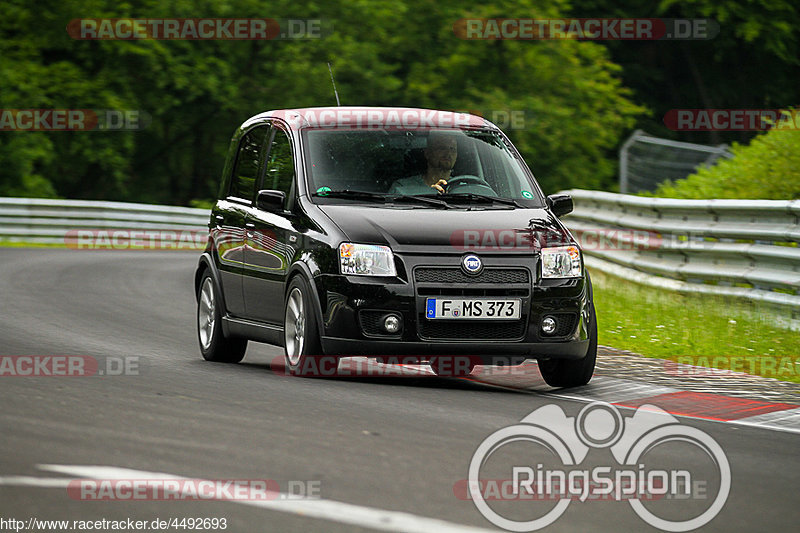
[[331, 357, 800, 433], [466, 363, 800, 434]]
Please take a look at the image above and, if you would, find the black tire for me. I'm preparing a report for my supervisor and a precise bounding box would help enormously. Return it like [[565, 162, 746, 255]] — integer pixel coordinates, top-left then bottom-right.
[[539, 301, 598, 388], [284, 276, 324, 377], [197, 270, 247, 363]]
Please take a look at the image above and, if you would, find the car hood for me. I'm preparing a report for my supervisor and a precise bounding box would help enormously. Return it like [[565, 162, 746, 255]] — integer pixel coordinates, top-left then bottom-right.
[[316, 204, 572, 253]]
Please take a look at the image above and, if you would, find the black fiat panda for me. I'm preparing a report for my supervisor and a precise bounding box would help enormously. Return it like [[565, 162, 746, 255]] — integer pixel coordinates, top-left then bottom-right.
[[194, 107, 597, 386]]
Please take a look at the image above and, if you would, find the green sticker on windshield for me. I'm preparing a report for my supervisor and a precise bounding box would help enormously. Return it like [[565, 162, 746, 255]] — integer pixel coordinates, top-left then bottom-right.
[[316, 186, 332, 196], [521, 190, 534, 199]]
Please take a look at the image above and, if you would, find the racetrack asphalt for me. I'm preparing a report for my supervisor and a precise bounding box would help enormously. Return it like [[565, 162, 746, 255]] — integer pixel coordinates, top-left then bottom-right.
[[0, 248, 797, 532]]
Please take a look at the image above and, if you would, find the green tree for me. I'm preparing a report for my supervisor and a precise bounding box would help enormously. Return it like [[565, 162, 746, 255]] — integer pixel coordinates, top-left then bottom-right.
[[569, 0, 800, 147], [0, 0, 645, 203]]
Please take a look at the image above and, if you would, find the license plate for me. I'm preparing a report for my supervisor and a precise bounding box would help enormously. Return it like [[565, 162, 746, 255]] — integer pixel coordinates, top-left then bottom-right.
[[425, 298, 521, 320]]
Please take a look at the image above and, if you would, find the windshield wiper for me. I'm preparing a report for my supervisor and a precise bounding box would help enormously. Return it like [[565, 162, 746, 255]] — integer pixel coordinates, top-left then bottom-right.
[[417, 192, 524, 209], [312, 190, 453, 209], [311, 190, 388, 202], [388, 194, 453, 209]]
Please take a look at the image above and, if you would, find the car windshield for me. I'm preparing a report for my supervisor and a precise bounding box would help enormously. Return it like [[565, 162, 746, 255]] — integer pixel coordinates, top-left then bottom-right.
[[302, 128, 545, 207]]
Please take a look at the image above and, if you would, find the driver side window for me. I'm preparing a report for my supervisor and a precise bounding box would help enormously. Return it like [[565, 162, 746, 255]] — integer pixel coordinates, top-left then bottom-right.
[[263, 128, 296, 210], [230, 126, 270, 201]]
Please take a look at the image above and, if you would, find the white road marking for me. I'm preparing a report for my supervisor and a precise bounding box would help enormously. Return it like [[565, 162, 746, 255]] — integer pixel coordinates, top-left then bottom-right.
[[0, 476, 71, 488], [0, 465, 499, 533]]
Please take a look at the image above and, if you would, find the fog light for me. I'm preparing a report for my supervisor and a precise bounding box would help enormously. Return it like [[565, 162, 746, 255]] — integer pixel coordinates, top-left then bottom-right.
[[383, 314, 401, 334], [541, 316, 557, 335]]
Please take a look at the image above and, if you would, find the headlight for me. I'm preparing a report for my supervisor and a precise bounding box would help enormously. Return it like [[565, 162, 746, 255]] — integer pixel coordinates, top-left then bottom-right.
[[339, 243, 397, 276], [541, 245, 582, 278]]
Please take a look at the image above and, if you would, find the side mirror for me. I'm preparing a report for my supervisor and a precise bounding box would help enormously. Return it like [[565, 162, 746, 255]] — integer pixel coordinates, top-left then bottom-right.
[[256, 189, 286, 212], [546, 194, 573, 217]]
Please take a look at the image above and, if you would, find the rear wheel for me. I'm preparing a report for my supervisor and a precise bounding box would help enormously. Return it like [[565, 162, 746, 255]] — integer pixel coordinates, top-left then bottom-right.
[[197, 271, 247, 363], [284, 276, 324, 376], [539, 302, 597, 388]]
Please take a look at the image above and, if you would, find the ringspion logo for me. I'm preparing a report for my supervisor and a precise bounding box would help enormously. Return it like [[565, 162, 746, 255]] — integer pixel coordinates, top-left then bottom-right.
[[466, 402, 730, 531]]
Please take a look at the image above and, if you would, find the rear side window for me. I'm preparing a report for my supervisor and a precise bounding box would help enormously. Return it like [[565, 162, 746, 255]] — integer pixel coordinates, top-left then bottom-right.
[[229, 125, 270, 201]]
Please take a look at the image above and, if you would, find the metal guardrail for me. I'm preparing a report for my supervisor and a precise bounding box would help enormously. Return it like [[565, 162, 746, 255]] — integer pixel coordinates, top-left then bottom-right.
[[3, 194, 798, 319], [0, 197, 209, 246], [618, 130, 730, 193], [560, 190, 800, 322]]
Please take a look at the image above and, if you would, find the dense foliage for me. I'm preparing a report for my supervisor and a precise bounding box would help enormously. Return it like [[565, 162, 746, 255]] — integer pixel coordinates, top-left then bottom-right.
[[654, 122, 800, 199], [1, 0, 797, 204]]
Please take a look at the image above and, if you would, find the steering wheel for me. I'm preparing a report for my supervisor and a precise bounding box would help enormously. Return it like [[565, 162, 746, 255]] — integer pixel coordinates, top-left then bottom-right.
[[444, 175, 498, 196]]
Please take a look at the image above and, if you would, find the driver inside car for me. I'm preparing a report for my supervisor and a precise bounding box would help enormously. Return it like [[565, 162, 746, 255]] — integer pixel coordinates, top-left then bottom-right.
[[388, 131, 457, 195]]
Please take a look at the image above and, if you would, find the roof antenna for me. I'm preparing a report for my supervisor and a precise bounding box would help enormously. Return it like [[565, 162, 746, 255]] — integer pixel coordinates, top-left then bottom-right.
[[327, 62, 341, 106]]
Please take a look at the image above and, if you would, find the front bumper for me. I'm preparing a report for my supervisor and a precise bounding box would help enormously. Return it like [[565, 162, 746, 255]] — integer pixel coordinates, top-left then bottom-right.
[[314, 253, 592, 362]]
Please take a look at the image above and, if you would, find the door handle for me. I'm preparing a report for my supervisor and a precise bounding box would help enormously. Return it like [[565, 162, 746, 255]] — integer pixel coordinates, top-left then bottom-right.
[[245, 222, 255, 228]]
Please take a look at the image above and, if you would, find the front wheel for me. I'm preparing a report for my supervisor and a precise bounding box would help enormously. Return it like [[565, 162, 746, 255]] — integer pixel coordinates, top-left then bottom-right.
[[197, 271, 247, 363], [539, 302, 597, 388], [284, 276, 323, 376]]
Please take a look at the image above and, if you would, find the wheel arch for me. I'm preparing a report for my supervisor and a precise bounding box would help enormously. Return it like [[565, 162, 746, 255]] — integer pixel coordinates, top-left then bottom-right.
[[286, 261, 326, 341], [195, 252, 229, 313]]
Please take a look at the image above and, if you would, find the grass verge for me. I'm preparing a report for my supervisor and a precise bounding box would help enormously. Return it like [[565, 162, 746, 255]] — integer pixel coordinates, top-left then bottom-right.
[[0, 240, 68, 248], [0, 240, 201, 250], [591, 268, 800, 384]]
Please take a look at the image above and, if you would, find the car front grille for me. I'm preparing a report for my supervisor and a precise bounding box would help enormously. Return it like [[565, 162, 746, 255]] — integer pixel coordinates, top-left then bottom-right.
[[359, 310, 384, 336], [418, 315, 526, 340], [416, 287, 529, 297], [414, 265, 531, 341], [415, 267, 529, 284]]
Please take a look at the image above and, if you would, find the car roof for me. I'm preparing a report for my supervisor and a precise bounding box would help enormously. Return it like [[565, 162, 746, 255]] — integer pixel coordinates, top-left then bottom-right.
[[239, 106, 498, 132]]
